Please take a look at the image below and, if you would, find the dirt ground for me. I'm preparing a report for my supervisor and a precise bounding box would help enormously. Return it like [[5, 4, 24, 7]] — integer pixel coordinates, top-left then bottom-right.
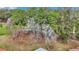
[[0, 35, 79, 51]]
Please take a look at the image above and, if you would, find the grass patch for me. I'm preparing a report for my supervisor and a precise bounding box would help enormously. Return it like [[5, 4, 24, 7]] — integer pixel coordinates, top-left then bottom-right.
[[0, 24, 9, 35]]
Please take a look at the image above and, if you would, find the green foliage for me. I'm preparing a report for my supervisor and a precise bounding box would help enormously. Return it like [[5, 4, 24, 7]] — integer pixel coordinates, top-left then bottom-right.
[[0, 9, 11, 21], [11, 9, 27, 26], [10, 8, 79, 40], [0, 7, 79, 40], [26, 8, 49, 25], [0, 24, 9, 35]]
